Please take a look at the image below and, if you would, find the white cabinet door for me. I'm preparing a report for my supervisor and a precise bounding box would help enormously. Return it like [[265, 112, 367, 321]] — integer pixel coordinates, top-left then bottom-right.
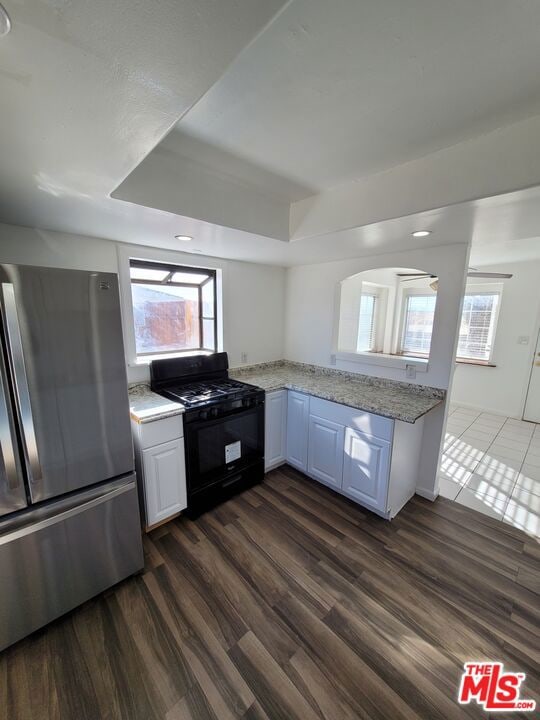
[[265, 390, 287, 471], [286, 391, 309, 472], [142, 438, 187, 526], [343, 428, 390, 512], [307, 415, 345, 489]]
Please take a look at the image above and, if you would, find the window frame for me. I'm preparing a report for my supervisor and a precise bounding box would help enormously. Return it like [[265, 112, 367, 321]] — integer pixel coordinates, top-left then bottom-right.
[[456, 290, 501, 363], [129, 259, 218, 359], [356, 291, 378, 352], [396, 286, 502, 363], [398, 288, 438, 359]]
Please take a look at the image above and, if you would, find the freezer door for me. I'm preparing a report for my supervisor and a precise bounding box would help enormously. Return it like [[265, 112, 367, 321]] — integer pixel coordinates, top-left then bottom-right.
[[0, 265, 134, 503], [0, 474, 143, 650], [0, 344, 27, 516]]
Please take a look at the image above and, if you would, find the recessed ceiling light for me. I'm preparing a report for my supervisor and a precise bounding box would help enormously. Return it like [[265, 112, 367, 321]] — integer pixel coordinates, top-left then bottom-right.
[[0, 3, 11, 37], [412, 230, 432, 238], [175, 234, 193, 242]]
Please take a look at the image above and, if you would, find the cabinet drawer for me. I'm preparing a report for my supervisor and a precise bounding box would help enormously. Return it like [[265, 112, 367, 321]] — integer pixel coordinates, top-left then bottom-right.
[[309, 397, 393, 442], [138, 414, 184, 449]]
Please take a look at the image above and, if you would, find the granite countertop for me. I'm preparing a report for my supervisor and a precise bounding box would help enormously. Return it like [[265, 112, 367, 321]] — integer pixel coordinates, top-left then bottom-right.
[[128, 383, 184, 424], [230, 360, 445, 424]]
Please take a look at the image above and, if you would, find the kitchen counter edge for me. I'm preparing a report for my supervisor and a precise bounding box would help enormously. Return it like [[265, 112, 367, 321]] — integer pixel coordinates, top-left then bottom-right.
[[128, 383, 185, 424]]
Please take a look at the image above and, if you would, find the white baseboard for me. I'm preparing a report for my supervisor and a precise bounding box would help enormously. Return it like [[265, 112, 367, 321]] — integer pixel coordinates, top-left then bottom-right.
[[450, 399, 521, 420], [415, 487, 439, 502], [264, 459, 286, 473]]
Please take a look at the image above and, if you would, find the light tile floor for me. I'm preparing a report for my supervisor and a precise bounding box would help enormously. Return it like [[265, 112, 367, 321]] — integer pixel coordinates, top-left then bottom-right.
[[439, 405, 540, 537]]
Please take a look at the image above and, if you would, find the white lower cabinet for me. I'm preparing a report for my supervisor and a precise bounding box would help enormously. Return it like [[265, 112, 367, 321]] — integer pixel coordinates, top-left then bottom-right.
[[265, 390, 287, 471], [307, 415, 344, 489], [142, 439, 187, 527], [276, 392, 420, 519], [342, 427, 390, 512], [286, 391, 309, 471], [131, 414, 187, 530]]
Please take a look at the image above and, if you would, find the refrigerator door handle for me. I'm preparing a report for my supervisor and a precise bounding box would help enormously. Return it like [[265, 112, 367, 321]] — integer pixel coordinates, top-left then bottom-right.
[[0, 365, 22, 492], [0, 478, 136, 544], [1, 283, 42, 485]]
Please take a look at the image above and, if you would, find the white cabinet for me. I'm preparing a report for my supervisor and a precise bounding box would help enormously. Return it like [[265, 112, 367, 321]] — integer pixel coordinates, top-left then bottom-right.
[[131, 414, 187, 530], [265, 390, 287, 471], [286, 391, 310, 471], [307, 415, 344, 489], [343, 428, 390, 512], [142, 438, 186, 527], [272, 390, 422, 519]]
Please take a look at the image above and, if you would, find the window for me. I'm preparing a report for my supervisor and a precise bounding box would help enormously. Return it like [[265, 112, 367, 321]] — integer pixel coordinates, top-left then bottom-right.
[[401, 294, 437, 356], [337, 268, 442, 370], [457, 292, 500, 361], [129, 259, 217, 357], [399, 289, 501, 362], [357, 293, 377, 351]]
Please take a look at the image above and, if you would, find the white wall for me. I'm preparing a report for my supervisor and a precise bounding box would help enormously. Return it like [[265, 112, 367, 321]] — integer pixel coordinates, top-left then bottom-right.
[[284, 242, 471, 498], [0, 223, 286, 383], [337, 269, 394, 353], [0, 222, 471, 498], [285, 243, 470, 389], [451, 260, 540, 418]]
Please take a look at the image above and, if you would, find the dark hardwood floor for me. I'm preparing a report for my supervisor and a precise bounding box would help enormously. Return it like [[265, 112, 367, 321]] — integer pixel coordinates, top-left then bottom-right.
[[1, 465, 539, 720]]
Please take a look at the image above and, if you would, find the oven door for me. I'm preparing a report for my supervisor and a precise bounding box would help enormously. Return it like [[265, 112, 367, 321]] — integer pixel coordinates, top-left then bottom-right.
[[185, 405, 264, 494]]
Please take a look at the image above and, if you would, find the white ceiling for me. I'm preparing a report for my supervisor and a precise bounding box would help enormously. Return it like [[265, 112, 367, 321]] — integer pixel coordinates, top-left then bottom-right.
[[174, 0, 540, 191], [159, 131, 316, 204], [470, 237, 540, 267], [1, 0, 540, 269], [0, 0, 288, 235]]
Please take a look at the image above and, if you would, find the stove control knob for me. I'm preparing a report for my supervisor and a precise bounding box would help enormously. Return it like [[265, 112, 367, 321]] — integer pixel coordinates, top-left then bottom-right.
[[210, 407, 219, 418], [242, 398, 251, 407], [199, 410, 209, 420]]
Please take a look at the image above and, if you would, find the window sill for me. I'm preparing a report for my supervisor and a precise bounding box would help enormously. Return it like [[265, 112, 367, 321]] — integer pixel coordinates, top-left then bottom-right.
[[335, 351, 429, 373], [130, 349, 214, 367], [455, 358, 496, 367]]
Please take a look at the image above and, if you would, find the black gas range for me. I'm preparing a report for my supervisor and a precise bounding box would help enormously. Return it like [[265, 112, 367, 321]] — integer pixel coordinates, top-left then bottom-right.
[[151, 353, 264, 516]]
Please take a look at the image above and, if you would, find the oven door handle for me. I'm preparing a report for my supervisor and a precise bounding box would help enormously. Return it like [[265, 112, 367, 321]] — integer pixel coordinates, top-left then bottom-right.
[[184, 404, 262, 431]]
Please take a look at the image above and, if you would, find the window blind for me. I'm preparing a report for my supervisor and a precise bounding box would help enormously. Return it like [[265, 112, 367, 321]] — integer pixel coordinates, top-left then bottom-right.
[[457, 293, 499, 360], [357, 293, 377, 351]]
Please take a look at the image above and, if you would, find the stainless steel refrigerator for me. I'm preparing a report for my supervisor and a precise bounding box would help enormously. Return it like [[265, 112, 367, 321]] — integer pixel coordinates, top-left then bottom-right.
[[0, 264, 143, 650]]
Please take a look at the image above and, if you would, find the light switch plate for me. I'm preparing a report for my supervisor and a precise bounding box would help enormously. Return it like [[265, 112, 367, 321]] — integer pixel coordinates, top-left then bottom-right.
[[517, 336, 529, 345]]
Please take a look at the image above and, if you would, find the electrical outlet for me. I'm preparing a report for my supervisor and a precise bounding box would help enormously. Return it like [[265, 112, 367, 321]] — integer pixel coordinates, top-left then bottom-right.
[[241, 352, 248, 364], [330, 354, 337, 366], [405, 364, 416, 379], [517, 336, 530, 345]]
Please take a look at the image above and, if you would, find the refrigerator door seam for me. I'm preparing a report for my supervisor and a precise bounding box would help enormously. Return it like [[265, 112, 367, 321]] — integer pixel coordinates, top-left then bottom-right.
[[0, 479, 135, 544], [0, 282, 42, 486]]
